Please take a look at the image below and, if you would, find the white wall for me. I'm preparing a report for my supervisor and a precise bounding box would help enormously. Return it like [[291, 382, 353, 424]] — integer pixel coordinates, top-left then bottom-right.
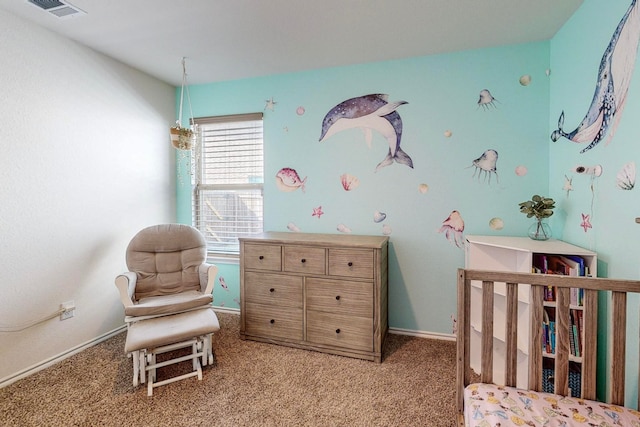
[[0, 9, 176, 383]]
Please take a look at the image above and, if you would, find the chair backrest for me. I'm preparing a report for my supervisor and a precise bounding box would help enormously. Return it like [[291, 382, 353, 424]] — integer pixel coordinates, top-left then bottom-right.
[[126, 224, 207, 300]]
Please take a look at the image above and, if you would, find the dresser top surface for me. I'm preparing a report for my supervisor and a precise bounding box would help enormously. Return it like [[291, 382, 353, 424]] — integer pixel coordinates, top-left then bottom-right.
[[240, 232, 389, 248]]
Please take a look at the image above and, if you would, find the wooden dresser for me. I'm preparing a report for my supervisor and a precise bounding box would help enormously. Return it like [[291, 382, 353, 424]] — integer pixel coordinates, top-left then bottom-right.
[[239, 232, 389, 362]]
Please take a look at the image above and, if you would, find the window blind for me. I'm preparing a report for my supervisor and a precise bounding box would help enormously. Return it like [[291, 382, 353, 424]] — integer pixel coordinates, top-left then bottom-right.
[[192, 113, 264, 254]]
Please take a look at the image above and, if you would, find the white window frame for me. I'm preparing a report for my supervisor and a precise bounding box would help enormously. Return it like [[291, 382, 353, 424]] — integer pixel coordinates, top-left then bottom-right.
[[192, 113, 264, 256]]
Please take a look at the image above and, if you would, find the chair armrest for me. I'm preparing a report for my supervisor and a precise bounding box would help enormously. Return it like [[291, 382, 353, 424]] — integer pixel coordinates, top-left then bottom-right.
[[199, 263, 218, 296], [115, 271, 138, 308]]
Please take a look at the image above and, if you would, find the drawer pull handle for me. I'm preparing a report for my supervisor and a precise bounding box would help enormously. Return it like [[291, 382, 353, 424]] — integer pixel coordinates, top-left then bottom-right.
[[335, 329, 341, 334], [301, 258, 306, 263], [270, 288, 275, 293], [347, 262, 353, 267], [259, 255, 264, 260], [335, 295, 341, 301], [270, 319, 275, 324]]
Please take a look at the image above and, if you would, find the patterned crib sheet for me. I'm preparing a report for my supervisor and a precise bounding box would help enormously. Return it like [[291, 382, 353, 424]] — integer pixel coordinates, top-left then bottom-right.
[[464, 382, 640, 426]]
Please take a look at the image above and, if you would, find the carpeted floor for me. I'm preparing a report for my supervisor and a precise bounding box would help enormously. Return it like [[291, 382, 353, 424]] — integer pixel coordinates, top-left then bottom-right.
[[0, 312, 458, 427]]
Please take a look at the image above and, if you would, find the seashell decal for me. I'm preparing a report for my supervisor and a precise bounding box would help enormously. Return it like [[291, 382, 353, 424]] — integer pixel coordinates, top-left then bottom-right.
[[373, 211, 386, 223], [340, 173, 360, 191], [489, 217, 504, 230], [572, 164, 603, 177], [515, 165, 528, 176], [616, 161, 635, 190], [444, 130, 452, 138], [287, 222, 301, 232], [418, 183, 429, 194], [337, 224, 352, 233], [519, 75, 532, 86], [382, 224, 392, 236], [296, 106, 305, 115]]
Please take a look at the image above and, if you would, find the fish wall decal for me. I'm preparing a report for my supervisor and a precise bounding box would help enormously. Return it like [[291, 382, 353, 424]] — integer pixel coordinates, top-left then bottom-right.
[[551, 0, 640, 153], [275, 167, 307, 192], [319, 94, 414, 172]]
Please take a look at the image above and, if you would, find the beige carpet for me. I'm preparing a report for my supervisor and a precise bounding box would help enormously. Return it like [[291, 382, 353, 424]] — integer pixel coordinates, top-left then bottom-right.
[[0, 313, 458, 427]]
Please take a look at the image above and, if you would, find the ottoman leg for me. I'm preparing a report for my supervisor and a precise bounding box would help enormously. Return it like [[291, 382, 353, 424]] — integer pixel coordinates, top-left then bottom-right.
[[132, 350, 139, 387]]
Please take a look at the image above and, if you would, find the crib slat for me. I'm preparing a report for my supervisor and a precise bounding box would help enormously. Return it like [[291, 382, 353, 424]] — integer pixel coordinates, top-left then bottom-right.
[[481, 281, 494, 384], [456, 270, 471, 419], [528, 284, 544, 392], [582, 289, 598, 400], [554, 287, 570, 396], [505, 282, 518, 387], [611, 291, 627, 406]]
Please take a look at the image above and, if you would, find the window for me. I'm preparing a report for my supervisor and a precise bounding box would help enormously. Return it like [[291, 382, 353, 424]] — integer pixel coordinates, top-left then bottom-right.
[[192, 113, 264, 255]]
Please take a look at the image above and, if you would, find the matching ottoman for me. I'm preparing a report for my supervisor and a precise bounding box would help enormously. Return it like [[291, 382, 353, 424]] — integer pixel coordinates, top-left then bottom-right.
[[124, 308, 220, 395]]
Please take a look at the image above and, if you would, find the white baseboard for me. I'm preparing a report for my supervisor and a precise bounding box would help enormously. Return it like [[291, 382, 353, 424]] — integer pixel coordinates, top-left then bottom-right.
[[213, 306, 240, 315], [0, 325, 127, 389], [389, 327, 456, 341]]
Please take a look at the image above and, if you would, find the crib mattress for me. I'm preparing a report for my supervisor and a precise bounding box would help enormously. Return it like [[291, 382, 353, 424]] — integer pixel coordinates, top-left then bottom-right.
[[464, 382, 640, 426]]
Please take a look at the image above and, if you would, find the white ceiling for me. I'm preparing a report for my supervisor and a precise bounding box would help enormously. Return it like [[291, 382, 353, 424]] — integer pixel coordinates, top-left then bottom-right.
[[0, 0, 583, 86]]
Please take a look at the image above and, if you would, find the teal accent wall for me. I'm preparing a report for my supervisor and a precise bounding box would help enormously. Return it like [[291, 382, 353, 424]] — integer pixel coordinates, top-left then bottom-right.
[[178, 42, 552, 333], [177, 0, 640, 406], [549, 0, 640, 407]]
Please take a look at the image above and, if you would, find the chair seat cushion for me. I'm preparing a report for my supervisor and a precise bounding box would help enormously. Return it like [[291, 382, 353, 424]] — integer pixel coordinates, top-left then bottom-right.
[[124, 290, 213, 317], [125, 308, 220, 353]]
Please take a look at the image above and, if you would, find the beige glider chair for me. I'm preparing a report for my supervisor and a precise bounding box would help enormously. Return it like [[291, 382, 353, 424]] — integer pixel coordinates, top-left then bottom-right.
[[115, 223, 217, 322], [115, 224, 221, 395]]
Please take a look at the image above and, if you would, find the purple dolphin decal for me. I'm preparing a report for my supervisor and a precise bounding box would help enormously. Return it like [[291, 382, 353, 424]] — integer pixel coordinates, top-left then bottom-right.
[[319, 94, 414, 172], [551, 0, 640, 153]]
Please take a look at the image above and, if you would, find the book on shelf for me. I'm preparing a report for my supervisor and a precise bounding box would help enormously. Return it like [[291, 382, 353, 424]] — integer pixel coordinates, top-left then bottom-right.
[[536, 253, 588, 359], [543, 309, 552, 354], [569, 320, 576, 356], [563, 255, 586, 276], [570, 309, 582, 358], [534, 254, 587, 278], [533, 254, 548, 274], [546, 255, 573, 276]]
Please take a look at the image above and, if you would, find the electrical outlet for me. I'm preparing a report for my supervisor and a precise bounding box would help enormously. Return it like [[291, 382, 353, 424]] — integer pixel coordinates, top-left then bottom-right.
[[60, 300, 75, 320]]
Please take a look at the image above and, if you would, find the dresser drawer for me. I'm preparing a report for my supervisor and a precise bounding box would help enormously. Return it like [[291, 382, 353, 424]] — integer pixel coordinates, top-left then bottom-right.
[[306, 310, 373, 352], [244, 272, 302, 308], [245, 302, 303, 341], [306, 277, 373, 317], [243, 243, 282, 271], [283, 245, 325, 275], [328, 248, 374, 279]]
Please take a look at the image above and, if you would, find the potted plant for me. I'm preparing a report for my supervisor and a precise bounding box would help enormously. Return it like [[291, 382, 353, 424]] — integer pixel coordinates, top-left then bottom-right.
[[518, 194, 555, 240], [170, 122, 194, 150], [170, 58, 195, 151]]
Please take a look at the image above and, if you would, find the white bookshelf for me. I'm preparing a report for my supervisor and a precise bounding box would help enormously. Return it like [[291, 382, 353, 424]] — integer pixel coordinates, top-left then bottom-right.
[[465, 235, 597, 390]]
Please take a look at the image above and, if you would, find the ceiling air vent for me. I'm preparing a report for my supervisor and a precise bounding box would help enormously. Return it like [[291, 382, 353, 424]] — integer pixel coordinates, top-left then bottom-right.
[[27, 0, 86, 18]]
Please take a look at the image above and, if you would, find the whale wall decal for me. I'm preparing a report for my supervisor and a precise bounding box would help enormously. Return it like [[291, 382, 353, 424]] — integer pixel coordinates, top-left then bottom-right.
[[551, 0, 640, 153], [319, 94, 414, 172]]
